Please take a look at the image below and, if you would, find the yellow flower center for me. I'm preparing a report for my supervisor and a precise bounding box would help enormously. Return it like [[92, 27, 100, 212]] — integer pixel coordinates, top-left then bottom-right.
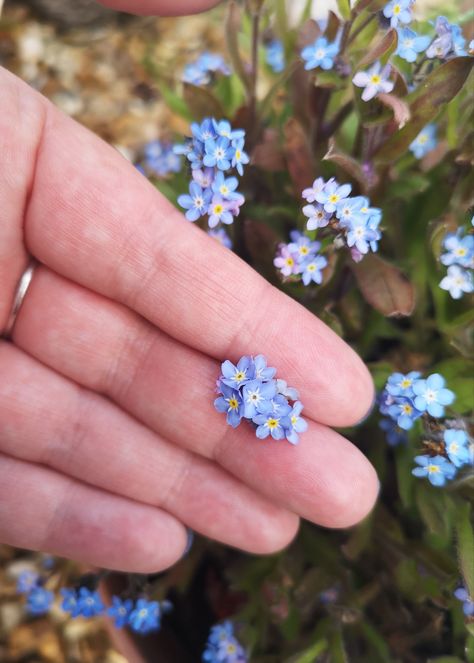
[[235, 150, 241, 160], [456, 248, 466, 256], [227, 644, 237, 654], [267, 418, 279, 429], [234, 371, 246, 382], [402, 404, 412, 415], [285, 257, 295, 267], [214, 204, 224, 214], [418, 134, 428, 144], [220, 185, 229, 195], [401, 378, 412, 389], [370, 74, 382, 84], [291, 415, 298, 426], [393, 4, 401, 14], [299, 246, 309, 255], [329, 194, 339, 203], [228, 397, 239, 410], [427, 464, 440, 473]]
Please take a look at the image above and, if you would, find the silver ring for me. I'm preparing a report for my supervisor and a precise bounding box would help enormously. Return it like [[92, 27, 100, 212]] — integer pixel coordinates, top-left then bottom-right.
[[2, 261, 37, 340]]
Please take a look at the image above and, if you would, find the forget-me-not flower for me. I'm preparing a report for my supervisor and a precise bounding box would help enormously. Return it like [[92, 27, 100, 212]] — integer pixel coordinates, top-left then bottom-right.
[[395, 27, 431, 62], [412, 454, 456, 486], [440, 265, 474, 299], [301, 37, 340, 71], [412, 373, 455, 417]]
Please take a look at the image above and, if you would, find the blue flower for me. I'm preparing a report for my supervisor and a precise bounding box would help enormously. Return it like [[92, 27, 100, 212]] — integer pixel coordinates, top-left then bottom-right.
[[379, 417, 408, 446], [440, 265, 474, 299], [252, 354, 276, 380], [315, 180, 352, 214], [178, 182, 212, 221], [266, 39, 285, 73], [253, 411, 291, 440], [409, 124, 437, 159], [60, 588, 80, 616], [454, 587, 474, 617], [303, 203, 332, 230], [231, 138, 250, 176], [387, 398, 422, 430], [346, 217, 379, 256], [288, 235, 321, 262], [301, 36, 340, 71], [182, 53, 230, 85], [276, 378, 300, 401], [286, 401, 308, 445], [203, 621, 247, 662], [444, 429, 470, 468], [144, 141, 181, 176], [395, 27, 431, 62], [378, 388, 395, 416], [220, 357, 254, 388], [107, 596, 133, 629], [427, 17, 467, 59], [204, 137, 234, 170], [301, 255, 328, 285], [353, 61, 394, 101], [214, 382, 245, 428], [211, 172, 241, 200], [383, 0, 413, 28], [208, 196, 234, 228], [441, 231, 474, 268], [412, 373, 455, 417], [213, 119, 245, 141], [386, 371, 421, 398], [128, 599, 161, 634], [302, 177, 327, 203], [16, 570, 40, 594], [242, 379, 277, 418], [76, 587, 105, 617], [26, 587, 54, 616], [192, 118, 218, 143], [412, 454, 456, 486], [208, 228, 233, 249], [336, 196, 366, 227]]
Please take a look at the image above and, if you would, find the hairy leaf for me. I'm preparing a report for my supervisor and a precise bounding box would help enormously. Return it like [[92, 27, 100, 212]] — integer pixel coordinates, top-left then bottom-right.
[[357, 28, 398, 68]]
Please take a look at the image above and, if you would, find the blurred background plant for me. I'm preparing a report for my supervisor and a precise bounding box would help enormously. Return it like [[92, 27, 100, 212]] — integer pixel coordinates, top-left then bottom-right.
[[0, 0, 473, 661]]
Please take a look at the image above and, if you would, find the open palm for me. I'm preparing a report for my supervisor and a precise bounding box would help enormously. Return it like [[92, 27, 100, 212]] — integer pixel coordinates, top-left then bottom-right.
[[0, 0, 378, 573]]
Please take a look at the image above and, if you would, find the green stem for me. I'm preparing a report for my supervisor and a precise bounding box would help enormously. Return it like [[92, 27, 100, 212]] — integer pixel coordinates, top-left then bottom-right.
[[346, 13, 376, 48]]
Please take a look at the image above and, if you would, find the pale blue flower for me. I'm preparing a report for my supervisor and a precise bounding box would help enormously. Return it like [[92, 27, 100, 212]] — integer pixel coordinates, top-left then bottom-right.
[[301, 37, 339, 71], [440, 265, 474, 299], [383, 0, 413, 28], [444, 429, 470, 468], [266, 39, 285, 73], [178, 182, 212, 221], [301, 255, 328, 285], [396, 27, 431, 62], [353, 61, 394, 102], [409, 124, 437, 159], [412, 454, 456, 486], [412, 373, 455, 417]]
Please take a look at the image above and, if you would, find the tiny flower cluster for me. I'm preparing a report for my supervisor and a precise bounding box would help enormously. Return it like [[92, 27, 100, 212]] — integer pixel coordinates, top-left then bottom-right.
[[175, 118, 248, 228], [182, 52, 230, 86], [383, 0, 414, 28], [61, 587, 171, 634], [439, 228, 474, 300], [426, 16, 468, 60], [265, 39, 285, 73], [274, 230, 328, 285], [15, 571, 171, 635], [16, 571, 54, 616], [203, 621, 247, 663], [142, 140, 181, 177], [379, 372, 473, 487], [214, 355, 307, 444], [302, 177, 382, 262]]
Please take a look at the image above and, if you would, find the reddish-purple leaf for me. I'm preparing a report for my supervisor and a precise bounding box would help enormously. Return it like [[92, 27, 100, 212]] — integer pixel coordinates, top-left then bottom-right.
[[351, 254, 415, 317]]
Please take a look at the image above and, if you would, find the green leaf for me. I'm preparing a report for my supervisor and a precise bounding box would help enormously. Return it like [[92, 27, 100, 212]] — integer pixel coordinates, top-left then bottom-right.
[[329, 629, 349, 663], [158, 82, 191, 120], [288, 638, 328, 663], [324, 138, 374, 192], [455, 502, 474, 597], [376, 57, 474, 163], [336, 0, 351, 20], [351, 254, 416, 317]]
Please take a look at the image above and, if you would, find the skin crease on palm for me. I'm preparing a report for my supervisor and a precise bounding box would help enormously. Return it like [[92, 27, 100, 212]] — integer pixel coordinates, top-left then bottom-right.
[[0, 0, 379, 574]]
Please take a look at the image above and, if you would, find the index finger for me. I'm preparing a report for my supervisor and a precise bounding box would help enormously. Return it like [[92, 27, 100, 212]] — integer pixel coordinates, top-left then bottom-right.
[[3, 67, 374, 426]]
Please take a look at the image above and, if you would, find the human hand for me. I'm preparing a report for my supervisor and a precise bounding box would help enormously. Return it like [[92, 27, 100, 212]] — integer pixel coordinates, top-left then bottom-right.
[[0, 0, 378, 573]]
